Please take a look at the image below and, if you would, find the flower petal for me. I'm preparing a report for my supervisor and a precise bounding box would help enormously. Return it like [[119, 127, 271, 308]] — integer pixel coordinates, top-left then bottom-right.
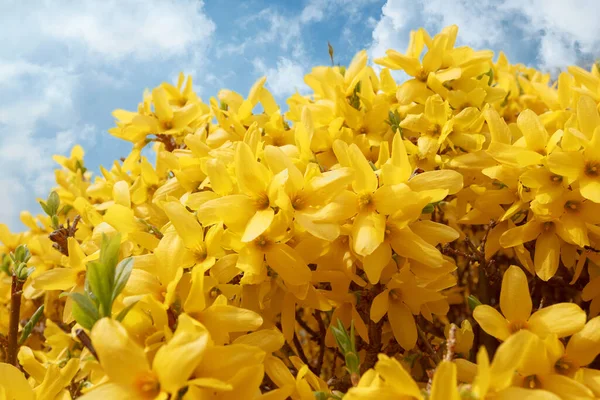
[[528, 303, 586, 338], [473, 305, 510, 341], [388, 301, 417, 350], [534, 232, 560, 281], [500, 266, 532, 323]]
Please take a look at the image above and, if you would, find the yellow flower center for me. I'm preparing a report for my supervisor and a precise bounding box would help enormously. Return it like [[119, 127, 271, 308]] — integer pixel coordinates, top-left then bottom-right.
[[76, 270, 87, 287], [564, 200, 581, 213], [358, 193, 375, 212], [427, 124, 441, 136], [254, 193, 270, 210], [508, 320, 529, 334], [416, 68, 428, 82], [389, 289, 403, 301], [193, 244, 207, 263], [585, 161, 599, 177], [254, 235, 272, 251], [542, 221, 555, 233], [134, 371, 161, 399], [523, 375, 541, 389], [162, 120, 173, 130], [549, 174, 563, 184], [291, 194, 306, 211], [555, 357, 578, 376]]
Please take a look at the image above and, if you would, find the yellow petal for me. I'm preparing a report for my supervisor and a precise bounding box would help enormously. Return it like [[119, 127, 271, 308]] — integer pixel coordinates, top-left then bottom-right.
[[112, 180, 131, 208], [431, 361, 460, 400], [517, 109, 548, 153], [374, 354, 422, 398], [547, 151, 585, 180], [233, 328, 285, 354], [78, 383, 134, 400], [495, 387, 561, 400], [408, 170, 463, 195], [152, 86, 174, 122], [388, 300, 417, 350], [528, 303, 586, 338], [265, 355, 296, 388], [370, 290, 390, 323], [352, 211, 386, 257], [91, 317, 151, 387], [242, 208, 275, 243], [265, 243, 312, 284], [410, 220, 459, 245], [539, 374, 594, 399], [490, 330, 536, 390], [390, 227, 443, 268], [32, 268, 78, 291], [163, 201, 204, 251], [200, 304, 263, 335], [534, 232, 560, 281], [473, 305, 510, 341], [499, 220, 541, 248], [566, 316, 600, 367], [348, 144, 377, 194], [500, 265, 532, 323], [363, 242, 392, 284], [580, 176, 600, 203], [0, 363, 35, 400], [153, 314, 210, 393]]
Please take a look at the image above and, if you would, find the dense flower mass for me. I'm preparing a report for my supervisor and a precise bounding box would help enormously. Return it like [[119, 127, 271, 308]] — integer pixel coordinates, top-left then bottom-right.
[[1, 25, 600, 399]]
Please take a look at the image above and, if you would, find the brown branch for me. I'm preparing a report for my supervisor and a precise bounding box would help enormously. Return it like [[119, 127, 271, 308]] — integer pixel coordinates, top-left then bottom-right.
[[6, 275, 24, 366], [361, 318, 383, 374], [75, 329, 98, 360], [314, 311, 326, 377], [296, 311, 319, 338], [417, 322, 441, 365], [293, 333, 311, 369], [444, 324, 457, 362], [49, 215, 81, 256]]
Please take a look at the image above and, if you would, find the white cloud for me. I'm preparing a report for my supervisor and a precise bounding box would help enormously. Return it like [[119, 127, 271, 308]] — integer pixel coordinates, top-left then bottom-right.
[[253, 57, 309, 98], [15, 0, 215, 61], [0, 0, 216, 231], [369, 0, 600, 71]]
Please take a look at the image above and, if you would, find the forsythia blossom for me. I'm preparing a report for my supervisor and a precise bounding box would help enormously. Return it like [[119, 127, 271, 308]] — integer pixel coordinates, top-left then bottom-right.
[[1, 24, 600, 399]]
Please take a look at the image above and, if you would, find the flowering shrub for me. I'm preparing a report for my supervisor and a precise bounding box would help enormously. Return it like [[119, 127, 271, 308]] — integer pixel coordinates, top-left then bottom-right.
[[1, 25, 600, 399]]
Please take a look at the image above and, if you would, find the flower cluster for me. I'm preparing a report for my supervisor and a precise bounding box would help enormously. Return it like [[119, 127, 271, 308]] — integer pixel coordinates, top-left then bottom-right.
[[1, 24, 600, 399]]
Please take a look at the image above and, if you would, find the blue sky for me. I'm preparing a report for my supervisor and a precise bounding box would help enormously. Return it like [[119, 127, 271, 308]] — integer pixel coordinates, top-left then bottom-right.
[[1, 0, 599, 231]]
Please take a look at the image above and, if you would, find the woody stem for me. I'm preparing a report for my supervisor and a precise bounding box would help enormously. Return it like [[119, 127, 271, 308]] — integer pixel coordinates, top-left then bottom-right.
[[7, 275, 24, 366]]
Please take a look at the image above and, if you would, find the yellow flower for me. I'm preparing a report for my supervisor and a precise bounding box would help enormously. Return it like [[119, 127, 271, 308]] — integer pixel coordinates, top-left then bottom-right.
[[547, 127, 600, 203], [473, 265, 586, 341], [370, 267, 445, 349], [81, 315, 217, 399]]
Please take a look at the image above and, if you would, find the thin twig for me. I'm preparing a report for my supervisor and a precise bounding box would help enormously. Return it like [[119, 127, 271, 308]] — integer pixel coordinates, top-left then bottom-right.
[[314, 311, 326, 376], [417, 323, 441, 365], [7, 275, 24, 366], [293, 333, 311, 369], [296, 312, 319, 338], [444, 324, 457, 362], [75, 329, 98, 360]]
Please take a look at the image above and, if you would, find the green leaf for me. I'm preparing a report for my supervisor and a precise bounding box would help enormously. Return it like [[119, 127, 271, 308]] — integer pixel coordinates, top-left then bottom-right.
[[39, 201, 51, 216], [86, 233, 122, 317], [112, 257, 134, 302], [421, 203, 435, 214], [14, 245, 31, 263], [115, 301, 139, 322], [47, 191, 60, 215], [19, 305, 45, 345], [86, 261, 113, 318], [69, 292, 100, 330], [467, 295, 483, 311], [98, 233, 122, 276]]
